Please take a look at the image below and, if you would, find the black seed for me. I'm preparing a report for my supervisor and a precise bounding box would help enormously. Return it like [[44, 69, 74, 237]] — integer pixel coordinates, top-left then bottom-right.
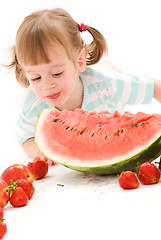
[[62, 122, 65, 124], [121, 129, 124, 133], [70, 127, 74, 131], [66, 127, 70, 130], [141, 123, 145, 126], [105, 135, 108, 139], [80, 131, 84, 135], [135, 123, 138, 127], [53, 119, 59, 122], [132, 124, 135, 128], [117, 130, 120, 134], [91, 133, 95, 137]]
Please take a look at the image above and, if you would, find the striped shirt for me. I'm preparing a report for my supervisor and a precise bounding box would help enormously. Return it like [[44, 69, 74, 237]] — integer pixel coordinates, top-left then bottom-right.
[[15, 66, 154, 144]]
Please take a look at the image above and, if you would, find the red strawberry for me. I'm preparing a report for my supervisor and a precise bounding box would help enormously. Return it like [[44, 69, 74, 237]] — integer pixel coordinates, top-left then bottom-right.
[[0, 219, 7, 239], [9, 179, 34, 200], [0, 207, 3, 219], [0, 178, 10, 208], [27, 157, 49, 180], [10, 187, 29, 207], [137, 162, 160, 184], [119, 171, 139, 189], [17, 179, 35, 199]]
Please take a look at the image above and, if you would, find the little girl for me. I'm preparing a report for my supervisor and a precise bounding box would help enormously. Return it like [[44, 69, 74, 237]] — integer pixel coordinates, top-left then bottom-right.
[[6, 8, 161, 158]]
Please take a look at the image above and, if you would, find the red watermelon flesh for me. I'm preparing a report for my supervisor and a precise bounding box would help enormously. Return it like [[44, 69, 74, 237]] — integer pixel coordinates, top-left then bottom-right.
[[35, 109, 161, 174]]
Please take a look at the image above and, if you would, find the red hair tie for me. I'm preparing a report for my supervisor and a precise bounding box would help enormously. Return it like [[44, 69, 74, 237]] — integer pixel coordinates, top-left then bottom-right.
[[79, 23, 88, 32]]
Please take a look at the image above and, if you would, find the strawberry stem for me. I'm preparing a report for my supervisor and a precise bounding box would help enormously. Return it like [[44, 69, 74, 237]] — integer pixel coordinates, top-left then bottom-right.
[[0, 218, 5, 222], [8, 179, 19, 194]]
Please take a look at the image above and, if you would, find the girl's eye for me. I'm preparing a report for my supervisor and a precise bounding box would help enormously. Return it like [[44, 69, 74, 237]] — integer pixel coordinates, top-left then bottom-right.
[[52, 71, 63, 77], [31, 77, 41, 81]]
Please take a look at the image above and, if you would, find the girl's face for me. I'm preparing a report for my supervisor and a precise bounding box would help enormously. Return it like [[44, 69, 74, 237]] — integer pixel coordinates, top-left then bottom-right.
[[24, 45, 87, 111]]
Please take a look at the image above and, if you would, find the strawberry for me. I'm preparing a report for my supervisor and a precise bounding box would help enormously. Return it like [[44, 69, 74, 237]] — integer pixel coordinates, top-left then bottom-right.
[[27, 157, 49, 180], [9, 179, 34, 200], [17, 179, 35, 199], [0, 178, 10, 208], [119, 171, 139, 189], [10, 187, 29, 207], [0, 219, 7, 239], [137, 162, 160, 185]]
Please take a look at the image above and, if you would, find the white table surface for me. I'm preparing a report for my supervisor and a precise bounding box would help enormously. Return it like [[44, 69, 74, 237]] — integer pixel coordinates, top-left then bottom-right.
[[1, 143, 161, 240]]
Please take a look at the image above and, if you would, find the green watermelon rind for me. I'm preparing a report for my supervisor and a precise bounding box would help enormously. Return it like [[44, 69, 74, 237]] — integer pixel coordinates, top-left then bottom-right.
[[66, 136, 161, 175], [35, 109, 161, 175]]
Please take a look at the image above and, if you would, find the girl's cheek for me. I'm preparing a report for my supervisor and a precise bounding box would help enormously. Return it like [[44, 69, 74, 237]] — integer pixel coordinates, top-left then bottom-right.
[[30, 83, 43, 98], [62, 78, 73, 92]]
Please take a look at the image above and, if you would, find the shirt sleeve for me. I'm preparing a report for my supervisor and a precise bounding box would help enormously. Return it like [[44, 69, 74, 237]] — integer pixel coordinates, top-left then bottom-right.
[[14, 87, 53, 144], [109, 72, 154, 105]]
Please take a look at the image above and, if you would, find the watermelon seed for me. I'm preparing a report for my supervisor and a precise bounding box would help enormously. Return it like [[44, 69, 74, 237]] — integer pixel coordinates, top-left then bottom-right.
[[131, 123, 138, 127], [53, 119, 59, 122], [73, 129, 80, 134], [105, 135, 108, 139], [141, 123, 145, 126], [91, 133, 95, 137], [66, 127, 70, 130], [80, 131, 84, 135], [70, 127, 74, 131], [62, 122, 65, 124], [116, 129, 123, 135]]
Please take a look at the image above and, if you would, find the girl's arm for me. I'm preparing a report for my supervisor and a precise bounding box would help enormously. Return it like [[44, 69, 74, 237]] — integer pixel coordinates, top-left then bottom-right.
[[153, 78, 161, 103], [22, 138, 45, 158], [22, 138, 55, 165], [106, 60, 161, 104]]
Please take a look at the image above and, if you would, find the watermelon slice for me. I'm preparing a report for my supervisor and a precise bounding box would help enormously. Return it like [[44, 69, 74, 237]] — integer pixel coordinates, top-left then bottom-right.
[[35, 109, 161, 175]]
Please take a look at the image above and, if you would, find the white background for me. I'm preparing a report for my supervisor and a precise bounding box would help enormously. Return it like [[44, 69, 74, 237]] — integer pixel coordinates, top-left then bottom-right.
[[0, 0, 161, 239]]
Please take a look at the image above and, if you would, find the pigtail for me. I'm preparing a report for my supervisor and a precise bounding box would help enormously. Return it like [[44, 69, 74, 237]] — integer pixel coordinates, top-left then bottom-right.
[[85, 26, 108, 66], [4, 47, 29, 88]]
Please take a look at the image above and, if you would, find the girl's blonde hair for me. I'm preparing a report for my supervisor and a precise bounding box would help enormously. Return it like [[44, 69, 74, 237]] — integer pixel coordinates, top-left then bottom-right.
[[7, 8, 108, 87]]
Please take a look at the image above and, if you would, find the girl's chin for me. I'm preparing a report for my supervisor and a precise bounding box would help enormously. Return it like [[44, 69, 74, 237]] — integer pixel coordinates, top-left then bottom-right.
[[44, 94, 73, 111], [45, 99, 65, 110]]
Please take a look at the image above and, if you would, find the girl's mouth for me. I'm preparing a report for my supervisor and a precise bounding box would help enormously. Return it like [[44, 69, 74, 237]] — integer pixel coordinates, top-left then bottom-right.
[[46, 92, 61, 100]]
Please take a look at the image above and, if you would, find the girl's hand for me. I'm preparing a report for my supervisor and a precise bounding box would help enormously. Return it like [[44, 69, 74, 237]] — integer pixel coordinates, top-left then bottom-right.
[[22, 137, 56, 166], [37, 156, 56, 166]]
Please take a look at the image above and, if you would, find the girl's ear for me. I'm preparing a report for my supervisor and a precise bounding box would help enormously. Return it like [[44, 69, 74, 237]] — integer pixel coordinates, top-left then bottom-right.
[[77, 48, 88, 72]]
